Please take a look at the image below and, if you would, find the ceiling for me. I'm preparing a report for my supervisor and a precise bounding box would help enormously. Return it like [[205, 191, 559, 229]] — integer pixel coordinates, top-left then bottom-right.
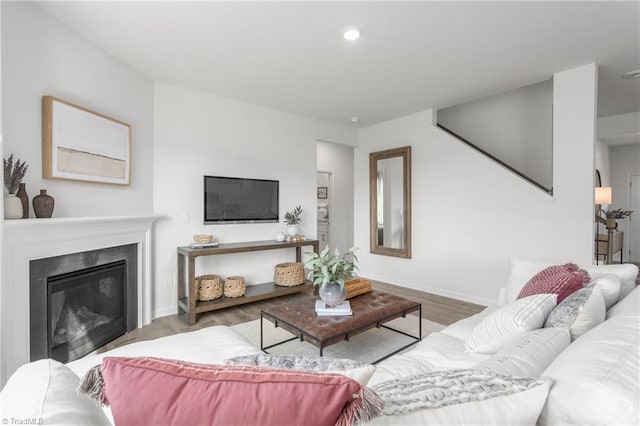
[[35, 1, 640, 128]]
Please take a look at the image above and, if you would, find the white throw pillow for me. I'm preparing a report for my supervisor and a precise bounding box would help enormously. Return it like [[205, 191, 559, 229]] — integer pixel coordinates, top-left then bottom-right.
[[544, 286, 606, 341], [0, 359, 111, 426], [588, 273, 621, 310], [224, 353, 376, 386], [476, 328, 570, 378], [465, 294, 557, 354], [581, 263, 639, 302], [368, 369, 552, 426], [607, 285, 640, 319]]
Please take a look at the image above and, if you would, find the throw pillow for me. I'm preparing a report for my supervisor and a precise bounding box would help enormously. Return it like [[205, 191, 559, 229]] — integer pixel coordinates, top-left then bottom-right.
[[368, 369, 551, 425], [544, 286, 606, 340], [465, 294, 557, 354], [587, 273, 621, 310], [225, 354, 376, 386], [475, 328, 570, 378], [79, 356, 383, 426], [517, 263, 590, 303], [0, 359, 111, 426]]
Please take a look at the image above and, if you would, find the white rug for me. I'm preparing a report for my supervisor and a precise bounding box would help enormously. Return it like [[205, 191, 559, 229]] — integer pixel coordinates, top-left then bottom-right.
[[231, 316, 445, 364]]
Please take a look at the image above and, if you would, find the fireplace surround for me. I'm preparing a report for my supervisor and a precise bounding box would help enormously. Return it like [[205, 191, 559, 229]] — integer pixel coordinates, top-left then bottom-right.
[[29, 245, 137, 363]]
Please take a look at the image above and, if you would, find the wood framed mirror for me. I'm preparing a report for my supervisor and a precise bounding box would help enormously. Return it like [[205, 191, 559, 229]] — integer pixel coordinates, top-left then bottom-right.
[[369, 146, 411, 258]]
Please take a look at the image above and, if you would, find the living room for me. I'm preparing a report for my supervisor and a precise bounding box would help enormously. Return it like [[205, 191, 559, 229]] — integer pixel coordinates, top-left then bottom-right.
[[1, 2, 639, 424]]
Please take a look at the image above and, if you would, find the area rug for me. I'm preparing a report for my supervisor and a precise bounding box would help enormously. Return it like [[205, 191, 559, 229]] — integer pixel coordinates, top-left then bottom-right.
[[231, 316, 445, 364]]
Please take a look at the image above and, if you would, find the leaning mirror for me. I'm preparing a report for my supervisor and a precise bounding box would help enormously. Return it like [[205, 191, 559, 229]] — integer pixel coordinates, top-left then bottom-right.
[[369, 146, 411, 258]]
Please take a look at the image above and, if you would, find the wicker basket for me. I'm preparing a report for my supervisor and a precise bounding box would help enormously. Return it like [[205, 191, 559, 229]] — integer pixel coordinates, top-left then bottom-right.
[[274, 262, 306, 287], [344, 277, 372, 299], [224, 276, 246, 297], [193, 234, 213, 244], [196, 274, 223, 301]]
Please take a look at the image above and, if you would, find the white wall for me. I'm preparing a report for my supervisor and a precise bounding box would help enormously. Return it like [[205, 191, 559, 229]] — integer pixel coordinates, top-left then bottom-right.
[[316, 141, 355, 253], [609, 143, 640, 260], [1, 2, 154, 217], [354, 64, 597, 306], [437, 79, 553, 190], [153, 83, 356, 317]]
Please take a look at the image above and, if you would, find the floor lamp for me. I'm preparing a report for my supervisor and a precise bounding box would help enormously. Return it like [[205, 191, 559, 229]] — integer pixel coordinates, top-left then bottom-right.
[[595, 186, 612, 264]]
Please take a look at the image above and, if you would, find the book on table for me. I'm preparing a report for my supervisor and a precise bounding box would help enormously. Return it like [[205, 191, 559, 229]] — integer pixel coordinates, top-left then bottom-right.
[[315, 300, 352, 316], [189, 242, 219, 249]]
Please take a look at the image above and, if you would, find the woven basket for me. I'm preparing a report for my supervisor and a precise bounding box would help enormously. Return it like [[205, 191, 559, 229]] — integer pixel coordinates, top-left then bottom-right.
[[224, 276, 246, 297], [344, 277, 372, 299], [196, 274, 223, 301], [274, 262, 306, 287]]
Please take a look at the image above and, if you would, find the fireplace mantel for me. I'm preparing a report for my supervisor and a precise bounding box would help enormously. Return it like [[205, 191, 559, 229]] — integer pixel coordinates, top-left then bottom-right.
[[1, 215, 159, 386]]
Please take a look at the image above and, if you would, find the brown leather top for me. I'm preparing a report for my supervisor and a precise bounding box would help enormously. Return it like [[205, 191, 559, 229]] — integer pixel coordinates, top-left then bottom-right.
[[261, 290, 420, 348]]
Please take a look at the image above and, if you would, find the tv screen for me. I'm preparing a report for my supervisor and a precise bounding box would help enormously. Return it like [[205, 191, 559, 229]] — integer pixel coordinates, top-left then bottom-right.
[[204, 176, 279, 224]]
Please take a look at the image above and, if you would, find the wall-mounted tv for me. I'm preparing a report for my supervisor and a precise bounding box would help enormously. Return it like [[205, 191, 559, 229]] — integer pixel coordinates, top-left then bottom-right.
[[204, 175, 279, 224]]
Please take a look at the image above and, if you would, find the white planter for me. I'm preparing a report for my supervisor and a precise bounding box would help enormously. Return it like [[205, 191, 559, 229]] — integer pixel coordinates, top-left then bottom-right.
[[287, 225, 298, 237], [4, 194, 23, 219]]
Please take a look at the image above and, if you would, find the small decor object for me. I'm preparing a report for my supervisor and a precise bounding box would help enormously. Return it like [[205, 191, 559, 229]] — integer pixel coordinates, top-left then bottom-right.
[[314, 300, 352, 316], [274, 262, 306, 287], [42, 96, 131, 185], [344, 278, 372, 299], [305, 247, 358, 307], [3, 154, 28, 219], [317, 186, 327, 199], [275, 231, 285, 242], [193, 234, 213, 244], [283, 205, 302, 236], [224, 276, 246, 298], [16, 183, 29, 218], [196, 274, 223, 301], [33, 189, 55, 218]]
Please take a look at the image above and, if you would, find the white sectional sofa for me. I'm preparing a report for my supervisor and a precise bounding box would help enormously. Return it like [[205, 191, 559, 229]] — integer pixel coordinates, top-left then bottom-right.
[[1, 260, 638, 425]]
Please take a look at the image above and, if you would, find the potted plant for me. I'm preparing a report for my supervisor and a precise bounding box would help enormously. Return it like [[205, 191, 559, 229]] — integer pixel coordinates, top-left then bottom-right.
[[3, 154, 28, 219], [283, 205, 303, 236], [602, 208, 633, 230], [305, 247, 358, 306]]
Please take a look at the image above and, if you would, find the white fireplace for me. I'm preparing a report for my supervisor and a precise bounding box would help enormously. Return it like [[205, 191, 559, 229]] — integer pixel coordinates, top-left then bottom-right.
[[1, 215, 157, 386]]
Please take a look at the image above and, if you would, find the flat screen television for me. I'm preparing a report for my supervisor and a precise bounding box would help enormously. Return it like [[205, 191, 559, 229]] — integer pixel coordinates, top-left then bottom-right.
[[204, 175, 279, 224]]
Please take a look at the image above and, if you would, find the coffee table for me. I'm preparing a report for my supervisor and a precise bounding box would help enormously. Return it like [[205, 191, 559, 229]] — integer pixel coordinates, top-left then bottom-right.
[[260, 290, 422, 364]]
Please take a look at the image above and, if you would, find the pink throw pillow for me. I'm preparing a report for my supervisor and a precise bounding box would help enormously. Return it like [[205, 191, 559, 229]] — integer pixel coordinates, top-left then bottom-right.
[[517, 263, 590, 303], [83, 357, 381, 426]]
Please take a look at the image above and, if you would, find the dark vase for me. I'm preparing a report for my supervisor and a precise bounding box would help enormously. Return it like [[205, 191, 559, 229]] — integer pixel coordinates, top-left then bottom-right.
[[16, 183, 29, 218], [33, 189, 54, 218]]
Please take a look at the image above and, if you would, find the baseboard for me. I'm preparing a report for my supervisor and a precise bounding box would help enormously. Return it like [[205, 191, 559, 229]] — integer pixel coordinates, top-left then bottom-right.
[[362, 273, 496, 307], [152, 305, 177, 320]]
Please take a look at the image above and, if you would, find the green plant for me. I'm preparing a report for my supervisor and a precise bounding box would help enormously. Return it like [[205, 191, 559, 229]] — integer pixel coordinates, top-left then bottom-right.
[[3, 154, 28, 194], [283, 205, 303, 225], [603, 209, 633, 219], [304, 247, 358, 288]]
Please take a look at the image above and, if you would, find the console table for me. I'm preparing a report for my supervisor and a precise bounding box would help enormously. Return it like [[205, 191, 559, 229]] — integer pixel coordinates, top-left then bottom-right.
[[177, 239, 319, 325]]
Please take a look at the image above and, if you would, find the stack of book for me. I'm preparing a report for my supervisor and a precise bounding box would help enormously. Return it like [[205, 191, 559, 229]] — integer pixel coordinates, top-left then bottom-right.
[[188, 241, 219, 249], [315, 300, 352, 316]]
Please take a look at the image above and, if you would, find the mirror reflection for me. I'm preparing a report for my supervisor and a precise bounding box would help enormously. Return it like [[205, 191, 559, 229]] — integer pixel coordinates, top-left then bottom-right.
[[369, 146, 411, 258]]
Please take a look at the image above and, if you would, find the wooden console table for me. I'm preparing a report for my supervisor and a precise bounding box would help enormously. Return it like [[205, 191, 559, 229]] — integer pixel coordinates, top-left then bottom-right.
[[177, 239, 319, 325]]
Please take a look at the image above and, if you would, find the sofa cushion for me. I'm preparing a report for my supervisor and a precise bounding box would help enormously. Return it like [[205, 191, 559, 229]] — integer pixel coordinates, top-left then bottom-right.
[[538, 314, 640, 425], [544, 286, 606, 340], [83, 356, 381, 426], [588, 273, 621, 309], [367, 369, 551, 426], [607, 285, 639, 319], [0, 359, 111, 426], [465, 294, 557, 354], [505, 258, 638, 304], [476, 328, 570, 378], [517, 263, 589, 303], [224, 354, 376, 386]]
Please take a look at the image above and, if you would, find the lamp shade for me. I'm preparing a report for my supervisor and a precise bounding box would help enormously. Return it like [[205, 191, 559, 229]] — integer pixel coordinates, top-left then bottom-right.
[[595, 187, 612, 205]]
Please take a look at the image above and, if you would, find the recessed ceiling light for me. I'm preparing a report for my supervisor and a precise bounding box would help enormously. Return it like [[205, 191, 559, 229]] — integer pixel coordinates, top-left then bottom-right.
[[351, 117, 360, 123], [622, 69, 640, 79], [343, 28, 362, 41]]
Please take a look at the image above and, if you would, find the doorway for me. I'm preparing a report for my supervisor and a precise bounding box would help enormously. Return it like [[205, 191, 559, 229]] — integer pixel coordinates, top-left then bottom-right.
[[317, 171, 331, 251]]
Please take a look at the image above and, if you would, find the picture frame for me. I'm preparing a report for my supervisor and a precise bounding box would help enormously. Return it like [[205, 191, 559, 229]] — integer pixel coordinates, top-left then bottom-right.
[[42, 96, 131, 185], [317, 186, 327, 199]]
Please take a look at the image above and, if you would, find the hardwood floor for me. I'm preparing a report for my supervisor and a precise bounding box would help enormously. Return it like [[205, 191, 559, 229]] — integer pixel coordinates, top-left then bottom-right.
[[99, 280, 486, 353]]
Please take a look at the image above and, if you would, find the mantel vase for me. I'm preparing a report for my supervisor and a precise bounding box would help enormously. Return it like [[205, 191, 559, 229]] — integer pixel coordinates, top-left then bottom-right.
[[319, 281, 347, 307], [16, 183, 29, 218], [33, 189, 55, 218], [3, 194, 23, 219]]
